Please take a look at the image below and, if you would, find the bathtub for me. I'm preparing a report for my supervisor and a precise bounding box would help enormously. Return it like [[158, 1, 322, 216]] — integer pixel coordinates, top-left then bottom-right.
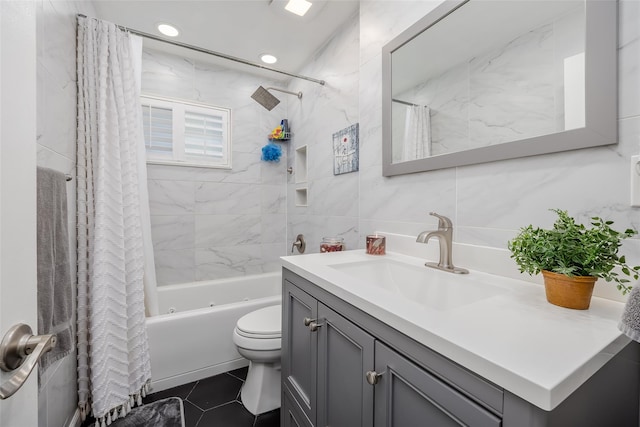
[[145, 272, 282, 392]]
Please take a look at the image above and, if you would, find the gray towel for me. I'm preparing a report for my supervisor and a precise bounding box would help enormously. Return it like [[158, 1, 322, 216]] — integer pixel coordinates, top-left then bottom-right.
[[618, 282, 640, 342], [36, 167, 73, 383]]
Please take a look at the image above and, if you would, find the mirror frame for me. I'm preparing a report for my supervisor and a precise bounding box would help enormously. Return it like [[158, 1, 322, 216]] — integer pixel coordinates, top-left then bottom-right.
[[382, 0, 617, 176]]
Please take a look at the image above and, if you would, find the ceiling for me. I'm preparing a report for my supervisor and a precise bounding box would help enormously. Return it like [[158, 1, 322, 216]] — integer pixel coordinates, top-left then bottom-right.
[[92, 0, 360, 82]]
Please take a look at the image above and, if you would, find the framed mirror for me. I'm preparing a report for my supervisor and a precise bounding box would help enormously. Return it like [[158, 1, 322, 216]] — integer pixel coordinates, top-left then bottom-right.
[[382, 0, 617, 176]]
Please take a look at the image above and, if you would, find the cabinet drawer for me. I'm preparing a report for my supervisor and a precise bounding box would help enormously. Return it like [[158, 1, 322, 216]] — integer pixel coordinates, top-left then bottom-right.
[[374, 341, 502, 427]]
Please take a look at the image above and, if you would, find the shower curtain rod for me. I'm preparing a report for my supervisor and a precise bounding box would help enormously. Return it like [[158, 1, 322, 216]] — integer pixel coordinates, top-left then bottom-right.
[[392, 98, 421, 107], [77, 14, 326, 86]]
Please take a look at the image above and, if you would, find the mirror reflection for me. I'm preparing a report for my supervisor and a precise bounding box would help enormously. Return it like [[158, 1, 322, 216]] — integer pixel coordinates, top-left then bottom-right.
[[391, 1, 585, 163]]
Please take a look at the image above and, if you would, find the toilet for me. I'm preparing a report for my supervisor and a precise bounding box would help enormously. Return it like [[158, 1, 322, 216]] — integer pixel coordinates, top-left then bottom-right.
[[232, 304, 282, 415]]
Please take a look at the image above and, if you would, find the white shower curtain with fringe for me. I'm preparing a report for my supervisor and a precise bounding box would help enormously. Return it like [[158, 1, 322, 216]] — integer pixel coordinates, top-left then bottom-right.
[[76, 16, 157, 426], [402, 105, 431, 161]]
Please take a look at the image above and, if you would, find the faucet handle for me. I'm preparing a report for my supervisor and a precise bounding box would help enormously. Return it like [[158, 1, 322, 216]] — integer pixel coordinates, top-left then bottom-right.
[[429, 212, 453, 230]]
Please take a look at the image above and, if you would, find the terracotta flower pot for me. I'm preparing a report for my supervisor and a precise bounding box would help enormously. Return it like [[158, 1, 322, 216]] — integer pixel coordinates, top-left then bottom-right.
[[541, 270, 597, 310]]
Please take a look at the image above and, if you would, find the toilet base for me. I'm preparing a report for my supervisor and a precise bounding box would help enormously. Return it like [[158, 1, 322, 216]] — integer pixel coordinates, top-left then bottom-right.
[[240, 361, 281, 416]]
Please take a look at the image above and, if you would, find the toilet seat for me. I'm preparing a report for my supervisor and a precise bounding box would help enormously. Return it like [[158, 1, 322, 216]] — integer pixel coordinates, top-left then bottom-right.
[[233, 332, 281, 351], [236, 305, 281, 339], [233, 304, 282, 351]]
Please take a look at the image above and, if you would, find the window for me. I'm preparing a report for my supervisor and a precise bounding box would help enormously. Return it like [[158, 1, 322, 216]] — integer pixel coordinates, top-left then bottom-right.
[[141, 95, 231, 168]]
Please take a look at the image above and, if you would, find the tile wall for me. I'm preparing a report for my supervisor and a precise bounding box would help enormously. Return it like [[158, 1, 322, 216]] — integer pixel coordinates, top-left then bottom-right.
[[142, 50, 289, 285], [357, 0, 640, 255], [286, 0, 640, 301], [285, 10, 361, 253]]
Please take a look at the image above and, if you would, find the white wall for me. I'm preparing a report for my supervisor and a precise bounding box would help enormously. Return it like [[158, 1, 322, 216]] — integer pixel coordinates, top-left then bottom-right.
[[142, 49, 289, 286], [358, 0, 640, 281], [36, 1, 96, 426], [286, 0, 640, 301], [286, 10, 361, 253]]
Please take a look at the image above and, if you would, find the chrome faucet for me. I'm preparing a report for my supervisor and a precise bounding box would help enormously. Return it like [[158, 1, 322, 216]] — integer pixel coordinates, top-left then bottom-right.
[[416, 212, 468, 274]]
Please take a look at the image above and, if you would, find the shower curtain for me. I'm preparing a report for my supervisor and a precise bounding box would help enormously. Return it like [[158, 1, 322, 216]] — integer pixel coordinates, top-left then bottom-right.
[[76, 16, 156, 425], [129, 33, 160, 319], [401, 105, 431, 161]]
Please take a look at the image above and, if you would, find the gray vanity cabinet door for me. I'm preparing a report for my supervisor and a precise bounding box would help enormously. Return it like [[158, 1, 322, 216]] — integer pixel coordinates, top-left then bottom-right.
[[317, 303, 374, 427], [282, 280, 318, 425], [283, 391, 313, 427], [373, 342, 502, 427]]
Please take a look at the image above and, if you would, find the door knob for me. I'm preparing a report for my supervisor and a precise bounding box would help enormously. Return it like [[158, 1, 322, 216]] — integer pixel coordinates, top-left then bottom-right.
[[0, 324, 56, 399]]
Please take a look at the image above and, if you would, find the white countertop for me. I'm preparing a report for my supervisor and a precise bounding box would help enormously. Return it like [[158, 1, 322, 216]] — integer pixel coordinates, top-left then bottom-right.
[[281, 250, 630, 411]]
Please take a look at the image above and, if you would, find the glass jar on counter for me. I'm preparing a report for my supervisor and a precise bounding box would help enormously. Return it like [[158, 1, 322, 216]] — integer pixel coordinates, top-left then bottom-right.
[[320, 237, 344, 253]]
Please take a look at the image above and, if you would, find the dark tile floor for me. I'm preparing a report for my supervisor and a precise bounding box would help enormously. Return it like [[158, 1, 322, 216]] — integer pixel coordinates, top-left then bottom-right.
[[82, 367, 279, 427]]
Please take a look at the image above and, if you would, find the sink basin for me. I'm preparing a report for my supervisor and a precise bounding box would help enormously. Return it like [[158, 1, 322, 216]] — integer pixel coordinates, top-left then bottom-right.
[[328, 259, 506, 310]]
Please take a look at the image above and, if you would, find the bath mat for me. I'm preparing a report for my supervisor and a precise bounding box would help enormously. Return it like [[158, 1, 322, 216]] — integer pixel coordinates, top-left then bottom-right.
[[110, 397, 185, 427]]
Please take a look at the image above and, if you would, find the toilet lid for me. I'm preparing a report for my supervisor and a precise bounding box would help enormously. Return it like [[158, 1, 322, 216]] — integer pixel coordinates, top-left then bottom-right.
[[236, 304, 281, 338]]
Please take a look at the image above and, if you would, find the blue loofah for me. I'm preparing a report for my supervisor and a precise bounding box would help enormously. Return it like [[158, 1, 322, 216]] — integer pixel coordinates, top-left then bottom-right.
[[261, 143, 282, 162]]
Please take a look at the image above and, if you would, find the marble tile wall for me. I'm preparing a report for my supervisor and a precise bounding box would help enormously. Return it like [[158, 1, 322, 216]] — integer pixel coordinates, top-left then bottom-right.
[[285, 10, 361, 254], [142, 50, 288, 285], [356, 0, 640, 281], [284, 0, 640, 299], [467, 22, 556, 148], [36, 1, 96, 426]]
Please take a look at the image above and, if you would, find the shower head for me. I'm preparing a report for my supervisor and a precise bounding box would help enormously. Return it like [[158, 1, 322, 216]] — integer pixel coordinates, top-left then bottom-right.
[[251, 86, 280, 111], [251, 86, 303, 111]]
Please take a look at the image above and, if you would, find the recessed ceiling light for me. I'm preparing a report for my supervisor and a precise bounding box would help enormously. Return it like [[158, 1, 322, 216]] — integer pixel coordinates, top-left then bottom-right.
[[260, 54, 278, 64], [285, 0, 312, 17], [157, 23, 179, 37]]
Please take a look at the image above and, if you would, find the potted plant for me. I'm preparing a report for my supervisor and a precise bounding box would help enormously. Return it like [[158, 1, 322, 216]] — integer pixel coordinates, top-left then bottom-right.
[[508, 209, 640, 309]]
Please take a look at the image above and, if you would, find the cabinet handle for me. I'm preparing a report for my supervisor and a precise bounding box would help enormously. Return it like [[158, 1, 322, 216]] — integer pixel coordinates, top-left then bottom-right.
[[308, 321, 323, 332], [303, 317, 315, 327], [366, 370, 383, 385]]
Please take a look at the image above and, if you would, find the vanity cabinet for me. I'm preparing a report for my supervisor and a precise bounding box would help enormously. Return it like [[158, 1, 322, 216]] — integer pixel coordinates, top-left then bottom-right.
[[282, 280, 374, 427], [282, 270, 500, 427], [282, 268, 640, 427]]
